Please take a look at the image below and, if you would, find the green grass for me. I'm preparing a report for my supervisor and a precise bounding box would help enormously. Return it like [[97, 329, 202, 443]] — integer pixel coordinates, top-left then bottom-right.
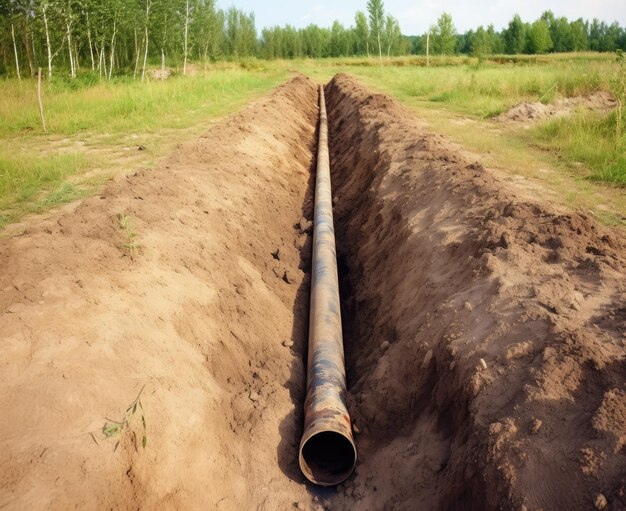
[[0, 65, 286, 137], [530, 110, 626, 185], [297, 58, 611, 117], [0, 64, 287, 228], [285, 54, 625, 223], [0, 54, 624, 230], [0, 151, 88, 206]]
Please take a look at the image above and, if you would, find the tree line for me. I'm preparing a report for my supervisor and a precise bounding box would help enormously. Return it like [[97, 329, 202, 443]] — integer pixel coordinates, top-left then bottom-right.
[[0, 0, 405, 78], [259, 0, 407, 62], [416, 11, 626, 57], [0, 0, 258, 80], [1, 0, 626, 80]]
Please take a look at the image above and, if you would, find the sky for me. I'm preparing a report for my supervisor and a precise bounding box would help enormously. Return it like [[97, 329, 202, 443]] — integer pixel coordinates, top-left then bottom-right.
[[218, 0, 626, 35]]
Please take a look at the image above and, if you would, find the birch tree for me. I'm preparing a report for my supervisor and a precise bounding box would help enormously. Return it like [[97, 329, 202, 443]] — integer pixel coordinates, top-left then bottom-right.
[[62, 0, 75, 78], [366, 0, 384, 64], [355, 10, 369, 56], [384, 15, 400, 58], [85, 9, 94, 69], [183, 0, 189, 74], [192, 0, 220, 61], [431, 12, 456, 56], [141, 0, 151, 81], [40, 0, 65, 79], [11, 22, 21, 80]]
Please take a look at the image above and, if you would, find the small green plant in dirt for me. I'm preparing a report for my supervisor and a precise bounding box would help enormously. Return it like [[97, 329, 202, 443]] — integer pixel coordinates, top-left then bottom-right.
[[102, 386, 147, 451], [118, 214, 140, 258]]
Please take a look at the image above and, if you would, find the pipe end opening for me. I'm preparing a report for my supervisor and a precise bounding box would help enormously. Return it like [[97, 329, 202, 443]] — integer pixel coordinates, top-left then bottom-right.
[[299, 431, 356, 486]]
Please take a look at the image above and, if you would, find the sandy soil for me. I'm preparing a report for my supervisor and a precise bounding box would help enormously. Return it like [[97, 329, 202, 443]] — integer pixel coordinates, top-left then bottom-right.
[[496, 91, 617, 123], [0, 75, 320, 510], [0, 73, 625, 510]]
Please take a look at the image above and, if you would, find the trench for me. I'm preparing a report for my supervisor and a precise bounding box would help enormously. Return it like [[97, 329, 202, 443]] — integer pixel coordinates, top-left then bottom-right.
[[298, 74, 626, 511], [292, 77, 492, 509]]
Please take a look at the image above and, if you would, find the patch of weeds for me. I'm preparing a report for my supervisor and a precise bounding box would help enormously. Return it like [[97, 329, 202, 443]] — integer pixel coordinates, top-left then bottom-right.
[[118, 214, 140, 259], [33, 182, 88, 212], [612, 51, 625, 143], [102, 386, 147, 451], [597, 156, 626, 186], [539, 82, 558, 104]]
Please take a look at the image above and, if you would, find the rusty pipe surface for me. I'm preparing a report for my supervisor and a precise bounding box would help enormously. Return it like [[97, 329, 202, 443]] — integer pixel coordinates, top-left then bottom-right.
[[298, 85, 357, 486]]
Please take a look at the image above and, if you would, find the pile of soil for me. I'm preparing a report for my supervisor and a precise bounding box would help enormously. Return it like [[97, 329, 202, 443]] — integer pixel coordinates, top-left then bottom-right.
[[1, 72, 625, 510], [0, 75, 319, 510], [326, 74, 626, 510], [496, 91, 617, 123]]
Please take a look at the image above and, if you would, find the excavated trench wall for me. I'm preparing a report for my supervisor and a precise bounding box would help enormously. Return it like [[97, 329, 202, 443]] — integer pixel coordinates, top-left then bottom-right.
[[323, 74, 626, 510], [0, 76, 321, 510]]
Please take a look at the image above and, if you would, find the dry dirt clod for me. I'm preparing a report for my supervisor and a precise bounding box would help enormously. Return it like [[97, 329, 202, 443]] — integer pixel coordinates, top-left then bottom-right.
[[297, 217, 313, 233], [595, 493, 608, 510], [6, 303, 25, 314], [500, 232, 511, 249], [530, 418, 542, 434], [421, 349, 434, 369], [380, 340, 390, 351], [249, 391, 260, 402], [295, 502, 306, 510], [282, 340, 294, 348], [271, 249, 281, 260], [282, 270, 294, 284]]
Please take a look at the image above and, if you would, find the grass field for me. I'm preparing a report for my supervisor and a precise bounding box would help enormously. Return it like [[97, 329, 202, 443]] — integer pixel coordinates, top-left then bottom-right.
[[291, 55, 625, 183], [288, 54, 626, 224], [0, 54, 624, 229], [0, 64, 287, 229]]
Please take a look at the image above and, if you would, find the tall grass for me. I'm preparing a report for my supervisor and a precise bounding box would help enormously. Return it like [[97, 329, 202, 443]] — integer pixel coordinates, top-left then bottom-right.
[[0, 151, 87, 201], [0, 66, 287, 228], [318, 60, 612, 117], [289, 56, 623, 189], [531, 110, 626, 185], [0, 151, 90, 227], [0, 67, 286, 137], [0, 54, 623, 230]]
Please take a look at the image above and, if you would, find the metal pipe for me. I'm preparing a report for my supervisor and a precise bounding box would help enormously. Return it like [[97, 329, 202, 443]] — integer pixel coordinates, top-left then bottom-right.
[[298, 85, 357, 486]]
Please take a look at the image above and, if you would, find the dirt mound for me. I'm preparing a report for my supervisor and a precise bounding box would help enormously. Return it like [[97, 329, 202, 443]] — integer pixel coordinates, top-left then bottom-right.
[[0, 75, 319, 510], [326, 74, 626, 510], [496, 91, 617, 123]]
